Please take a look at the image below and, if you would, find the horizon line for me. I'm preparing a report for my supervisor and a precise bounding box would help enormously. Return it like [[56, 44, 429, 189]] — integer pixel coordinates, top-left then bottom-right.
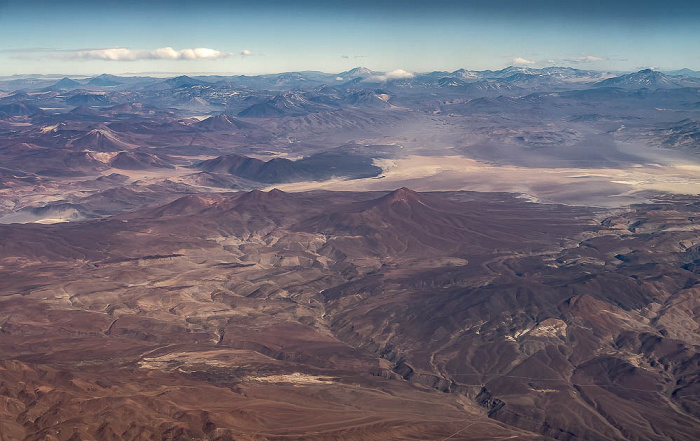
[[1, 66, 696, 80]]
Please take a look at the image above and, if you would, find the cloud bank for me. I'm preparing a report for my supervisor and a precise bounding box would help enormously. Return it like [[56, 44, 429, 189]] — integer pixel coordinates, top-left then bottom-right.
[[512, 57, 535, 66], [364, 69, 414, 82], [66, 47, 233, 61], [386, 69, 414, 79]]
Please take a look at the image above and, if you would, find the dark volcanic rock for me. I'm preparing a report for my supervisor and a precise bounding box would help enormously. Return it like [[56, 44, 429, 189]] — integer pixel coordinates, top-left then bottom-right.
[[193, 151, 381, 184]]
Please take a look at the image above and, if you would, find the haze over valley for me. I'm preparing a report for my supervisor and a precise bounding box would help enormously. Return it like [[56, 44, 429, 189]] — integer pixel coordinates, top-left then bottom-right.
[[2, 66, 700, 223]]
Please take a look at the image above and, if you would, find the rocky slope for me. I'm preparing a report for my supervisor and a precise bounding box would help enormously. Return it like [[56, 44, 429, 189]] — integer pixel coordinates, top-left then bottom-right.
[[0, 189, 698, 440]]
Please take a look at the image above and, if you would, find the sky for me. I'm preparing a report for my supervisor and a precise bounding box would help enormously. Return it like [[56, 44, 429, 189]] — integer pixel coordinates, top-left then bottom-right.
[[0, 0, 698, 76]]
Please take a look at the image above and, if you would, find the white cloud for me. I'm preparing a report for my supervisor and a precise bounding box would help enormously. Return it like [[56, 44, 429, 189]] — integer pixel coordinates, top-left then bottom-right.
[[65, 47, 233, 61], [364, 69, 414, 82], [240, 50, 252, 56], [565, 55, 606, 63], [512, 57, 535, 66], [386, 69, 413, 79]]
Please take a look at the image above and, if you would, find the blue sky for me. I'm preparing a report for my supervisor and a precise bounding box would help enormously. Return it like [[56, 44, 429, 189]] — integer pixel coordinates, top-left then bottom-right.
[[0, 0, 698, 76]]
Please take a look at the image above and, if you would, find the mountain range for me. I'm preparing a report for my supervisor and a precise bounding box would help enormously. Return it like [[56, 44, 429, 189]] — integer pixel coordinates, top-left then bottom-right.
[[0, 64, 700, 440]]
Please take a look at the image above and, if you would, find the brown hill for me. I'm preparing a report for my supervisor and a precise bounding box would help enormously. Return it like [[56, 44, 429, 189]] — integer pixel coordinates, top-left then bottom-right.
[[0, 190, 698, 441], [71, 128, 133, 152]]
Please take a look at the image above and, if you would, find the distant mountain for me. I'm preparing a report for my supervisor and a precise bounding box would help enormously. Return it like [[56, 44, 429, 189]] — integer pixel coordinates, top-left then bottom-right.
[[177, 97, 215, 112], [94, 173, 129, 184], [465, 81, 523, 94], [451, 68, 483, 80], [343, 90, 391, 108], [107, 102, 158, 115], [66, 93, 110, 106], [0, 102, 41, 118], [498, 73, 559, 87], [30, 106, 106, 125], [264, 71, 335, 87], [539, 66, 600, 78], [407, 70, 478, 88], [87, 74, 123, 86], [344, 66, 598, 91], [1, 148, 109, 177], [195, 113, 255, 131], [142, 75, 212, 91], [49, 77, 82, 90], [0, 91, 30, 102], [485, 66, 539, 79], [61, 106, 106, 122], [337, 67, 377, 80], [0, 77, 56, 91], [653, 119, 700, 150], [437, 77, 470, 88], [237, 102, 283, 118], [109, 151, 174, 170], [70, 128, 133, 151], [69, 106, 101, 116], [665, 68, 700, 78], [307, 85, 344, 105], [237, 88, 396, 117], [182, 172, 251, 190], [161, 75, 211, 88], [194, 154, 306, 183], [474, 67, 603, 86], [238, 92, 336, 118], [595, 69, 699, 89]]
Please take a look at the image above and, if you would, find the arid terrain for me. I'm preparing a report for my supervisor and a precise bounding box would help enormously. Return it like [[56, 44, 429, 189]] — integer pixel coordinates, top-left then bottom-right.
[[0, 67, 699, 440]]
